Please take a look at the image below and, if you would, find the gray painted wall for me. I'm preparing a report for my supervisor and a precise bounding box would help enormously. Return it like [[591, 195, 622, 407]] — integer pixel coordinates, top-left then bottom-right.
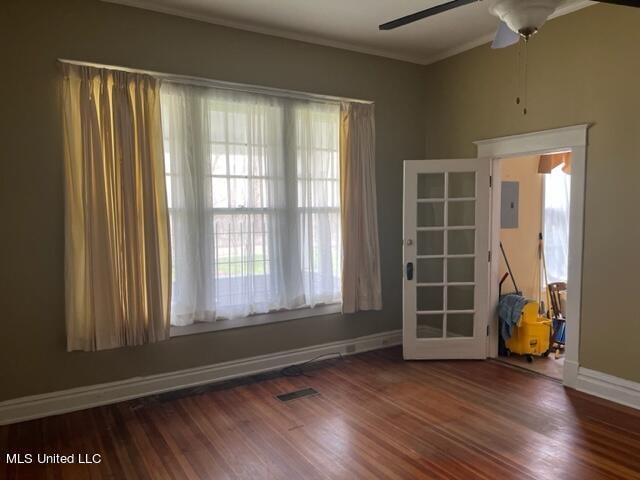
[[0, 0, 426, 401], [3, 0, 639, 402]]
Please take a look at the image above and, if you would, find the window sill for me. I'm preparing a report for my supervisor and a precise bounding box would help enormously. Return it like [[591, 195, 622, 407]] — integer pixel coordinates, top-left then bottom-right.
[[170, 303, 343, 338]]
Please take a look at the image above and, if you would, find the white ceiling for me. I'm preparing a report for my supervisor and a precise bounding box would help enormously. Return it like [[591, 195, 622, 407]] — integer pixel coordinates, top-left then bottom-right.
[[105, 0, 593, 64]]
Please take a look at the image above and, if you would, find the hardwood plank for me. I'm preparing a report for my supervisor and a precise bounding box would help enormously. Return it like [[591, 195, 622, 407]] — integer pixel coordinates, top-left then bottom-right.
[[2, 347, 640, 479]]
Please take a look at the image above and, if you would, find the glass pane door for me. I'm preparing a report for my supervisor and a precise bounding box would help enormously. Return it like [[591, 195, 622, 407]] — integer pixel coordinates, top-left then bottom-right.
[[416, 171, 476, 339], [403, 159, 489, 360]]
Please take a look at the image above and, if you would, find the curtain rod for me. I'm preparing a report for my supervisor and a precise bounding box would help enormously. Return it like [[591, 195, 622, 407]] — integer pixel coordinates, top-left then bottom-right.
[[58, 58, 374, 105]]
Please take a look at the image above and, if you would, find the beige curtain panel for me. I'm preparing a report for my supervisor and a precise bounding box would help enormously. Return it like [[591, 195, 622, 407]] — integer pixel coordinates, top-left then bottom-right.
[[62, 64, 171, 351], [340, 102, 383, 313]]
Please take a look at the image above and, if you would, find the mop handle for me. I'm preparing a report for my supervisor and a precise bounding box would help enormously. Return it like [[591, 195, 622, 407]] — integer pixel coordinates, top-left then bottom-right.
[[499, 241, 520, 294], [539, 232, 552, 318]]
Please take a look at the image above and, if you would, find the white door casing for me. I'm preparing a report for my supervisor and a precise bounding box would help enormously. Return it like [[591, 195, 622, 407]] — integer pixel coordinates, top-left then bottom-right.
[[474, 124, 589, 387], [403, 159, 490, 360]]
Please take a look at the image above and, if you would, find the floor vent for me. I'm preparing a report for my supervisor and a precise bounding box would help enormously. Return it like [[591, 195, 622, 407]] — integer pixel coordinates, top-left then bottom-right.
[[276, 387, 319, 402]]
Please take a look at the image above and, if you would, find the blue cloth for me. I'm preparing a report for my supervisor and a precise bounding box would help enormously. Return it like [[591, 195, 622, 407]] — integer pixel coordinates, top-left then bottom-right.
[[499, 294, 529, 340], [553, 318, 566, 344]]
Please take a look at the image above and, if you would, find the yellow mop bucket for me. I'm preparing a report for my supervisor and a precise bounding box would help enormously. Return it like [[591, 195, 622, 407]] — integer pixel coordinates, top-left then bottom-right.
[[505, 302, 552, 357]]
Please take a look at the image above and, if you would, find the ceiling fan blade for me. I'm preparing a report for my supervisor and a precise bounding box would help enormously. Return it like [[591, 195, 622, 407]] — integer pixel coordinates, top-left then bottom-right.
[[379, 0, 479, 31], [491, 21, 520, 49], [596, 0, 640, 7]]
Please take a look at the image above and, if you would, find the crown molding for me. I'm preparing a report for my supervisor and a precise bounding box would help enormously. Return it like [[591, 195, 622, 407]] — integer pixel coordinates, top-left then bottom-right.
[[102, 0, 593, 66], [101, 0, 427, 65]]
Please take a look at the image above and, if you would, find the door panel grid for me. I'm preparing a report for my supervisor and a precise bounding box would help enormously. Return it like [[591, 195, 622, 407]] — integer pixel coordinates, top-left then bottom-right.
[[403, 158, 489, 359], [415, 171, 476, 339]]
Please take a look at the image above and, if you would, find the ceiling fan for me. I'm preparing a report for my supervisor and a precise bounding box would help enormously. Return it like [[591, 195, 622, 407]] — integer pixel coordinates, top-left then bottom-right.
[[380, 0, 640, 49]]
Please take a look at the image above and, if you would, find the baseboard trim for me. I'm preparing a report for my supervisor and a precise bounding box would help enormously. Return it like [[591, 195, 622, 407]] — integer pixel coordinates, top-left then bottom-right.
[[0, 329, 402, 426], [563, 359, 579, 388], [573, 366, 640, 411]]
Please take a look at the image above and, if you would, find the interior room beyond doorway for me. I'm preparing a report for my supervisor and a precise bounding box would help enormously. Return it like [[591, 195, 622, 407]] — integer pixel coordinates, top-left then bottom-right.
[[497, 153, 571, 380]]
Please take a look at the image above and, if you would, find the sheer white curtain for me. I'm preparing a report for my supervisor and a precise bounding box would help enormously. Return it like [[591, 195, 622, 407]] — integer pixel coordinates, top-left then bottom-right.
[[543, 164, 571, 283], [294, 102, 342, 306], [161, 83, 341, 326]]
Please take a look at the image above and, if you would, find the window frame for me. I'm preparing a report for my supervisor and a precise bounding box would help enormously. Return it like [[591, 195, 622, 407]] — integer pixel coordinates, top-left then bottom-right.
[[170, 302, 342, 337], [165, 91, 343, 334]]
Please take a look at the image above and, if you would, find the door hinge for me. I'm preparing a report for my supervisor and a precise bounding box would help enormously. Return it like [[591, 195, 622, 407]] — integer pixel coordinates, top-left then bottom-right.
[[488, 250, 492, 262], [487, 325, 490, 336], [489, 175, 493, 188]]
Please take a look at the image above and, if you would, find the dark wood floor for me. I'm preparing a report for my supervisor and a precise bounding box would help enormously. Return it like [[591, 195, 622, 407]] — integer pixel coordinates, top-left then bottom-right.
[[499, 353, 565, 380], [2, 348, 640, 479]]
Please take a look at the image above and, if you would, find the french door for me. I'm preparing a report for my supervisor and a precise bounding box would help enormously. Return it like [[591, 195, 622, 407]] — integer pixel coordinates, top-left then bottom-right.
[[403, 159, 490, 359]]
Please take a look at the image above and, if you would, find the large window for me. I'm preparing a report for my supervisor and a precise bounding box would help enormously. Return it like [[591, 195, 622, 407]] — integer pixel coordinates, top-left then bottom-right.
[[161, 84, 341, 326]]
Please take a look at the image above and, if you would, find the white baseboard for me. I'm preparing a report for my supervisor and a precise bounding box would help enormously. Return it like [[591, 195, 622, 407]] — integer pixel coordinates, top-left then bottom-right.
[[0, 329, 402, 426], [563, 359, 579, 388], [572, 366, 640, 411]]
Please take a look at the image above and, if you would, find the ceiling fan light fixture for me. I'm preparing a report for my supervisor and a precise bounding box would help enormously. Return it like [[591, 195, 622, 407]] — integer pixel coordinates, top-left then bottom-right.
[[490, 0, 562, 39], [518, 26, 538, 41]]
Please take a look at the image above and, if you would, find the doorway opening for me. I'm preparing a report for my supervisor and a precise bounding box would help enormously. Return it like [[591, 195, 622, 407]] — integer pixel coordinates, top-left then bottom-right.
[[495, 153, 571, 380], [401, 126, 587, 385], [476, 124, 588, 387]]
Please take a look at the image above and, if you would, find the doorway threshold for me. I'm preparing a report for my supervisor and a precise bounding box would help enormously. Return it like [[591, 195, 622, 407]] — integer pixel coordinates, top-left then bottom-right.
[[491, 356, 564, 382]]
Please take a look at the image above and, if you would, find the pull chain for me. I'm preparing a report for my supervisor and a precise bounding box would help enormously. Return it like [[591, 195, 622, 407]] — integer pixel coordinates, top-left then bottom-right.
[[516, 39, 530, 116], [522, 39, 529, 116], [516, 41, 521, 108]]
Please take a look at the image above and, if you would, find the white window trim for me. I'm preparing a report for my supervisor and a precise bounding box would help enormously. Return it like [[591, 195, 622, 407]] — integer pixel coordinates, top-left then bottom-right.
[[170, 303, 342, 337]]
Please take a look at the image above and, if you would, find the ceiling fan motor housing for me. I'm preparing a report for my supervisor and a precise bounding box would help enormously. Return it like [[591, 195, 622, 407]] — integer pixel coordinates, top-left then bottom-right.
[[490, 0, 563, 39]]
